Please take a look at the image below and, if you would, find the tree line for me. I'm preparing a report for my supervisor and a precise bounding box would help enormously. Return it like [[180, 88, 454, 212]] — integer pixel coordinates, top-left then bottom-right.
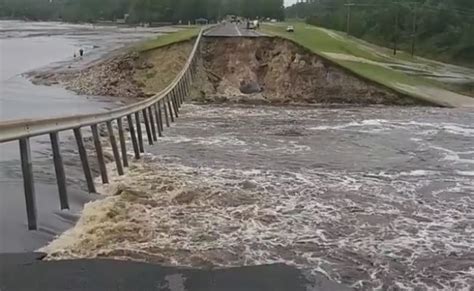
[[286, 0, 474, 66], [0, 0, 284, 23]]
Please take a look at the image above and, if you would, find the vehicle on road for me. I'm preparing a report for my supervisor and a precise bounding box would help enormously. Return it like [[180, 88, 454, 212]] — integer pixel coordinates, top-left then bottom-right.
[[286, 25, 294, 32], [247, 20, 258, 30]]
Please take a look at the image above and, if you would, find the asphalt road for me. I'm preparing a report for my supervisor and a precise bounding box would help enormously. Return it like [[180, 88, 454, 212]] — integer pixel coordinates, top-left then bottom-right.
[[0, 253, 351, 291], [204, 22, 265, 37]]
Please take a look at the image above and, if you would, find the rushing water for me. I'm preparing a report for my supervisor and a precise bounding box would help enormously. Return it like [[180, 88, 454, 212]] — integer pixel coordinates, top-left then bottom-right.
[[1, 20, 473, 291], [0, 21, 176, 253], [41, 103, 474, 290]]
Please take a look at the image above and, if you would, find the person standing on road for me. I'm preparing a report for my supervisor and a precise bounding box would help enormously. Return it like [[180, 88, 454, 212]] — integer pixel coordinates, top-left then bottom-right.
[[79, 48, 84, 58]]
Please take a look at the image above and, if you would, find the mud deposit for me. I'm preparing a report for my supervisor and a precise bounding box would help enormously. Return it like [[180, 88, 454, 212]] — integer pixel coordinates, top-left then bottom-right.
[[42, 104, 474, 290], [197, 37, 423, 105]]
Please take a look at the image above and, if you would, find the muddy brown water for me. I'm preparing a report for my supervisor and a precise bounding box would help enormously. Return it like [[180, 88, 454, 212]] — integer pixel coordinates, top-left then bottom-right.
[[143, 104, 474, 290], [0, 20, 171, 252], [2, 21, 473, 290], [30, 103, 474, 290]]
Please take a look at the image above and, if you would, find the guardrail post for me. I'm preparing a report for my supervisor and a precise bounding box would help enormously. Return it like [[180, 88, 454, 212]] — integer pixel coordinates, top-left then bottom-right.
[[50, 132, 69, 210], [73, 128, 96, 193], [106, 121, 124, 176], [148, 107, 158, 141], [183, 79, 188, 101], [178, 86, 183, 107], [19, 137, 37, 230], [91, 124, 108, 184], [162, 100, 170, 128], [171, 91, 179, 118], [142, 109, 153, 145], [154, 104, 163, 137], [176, 83, 182, 105], [127, 115, 140, 159], [184, 71, 191, 95], [186, 71, 192, 94], [180, 81, 185, 103], [117, 118, 129, 167], [166, 95, 175, 123], [182, 76, 187, 98], [189, 60, 194, 82], [176, 87, 182, 107], [190, 59, 196, 82], [135, 112, 145, 153]]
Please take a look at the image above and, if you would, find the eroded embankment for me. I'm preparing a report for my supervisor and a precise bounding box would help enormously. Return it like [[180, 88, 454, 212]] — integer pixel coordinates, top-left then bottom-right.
[[194, 37, 424, 105], [31, 40, 194, 98]]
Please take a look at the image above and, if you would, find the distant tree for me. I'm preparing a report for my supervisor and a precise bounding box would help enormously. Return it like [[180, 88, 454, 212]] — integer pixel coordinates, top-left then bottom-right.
[[0, 0, 285, 23], [286, 0, 474, 65]]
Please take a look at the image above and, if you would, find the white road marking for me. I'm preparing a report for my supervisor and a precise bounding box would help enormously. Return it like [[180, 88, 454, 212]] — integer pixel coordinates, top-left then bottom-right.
[[234, 23, 243, 37]]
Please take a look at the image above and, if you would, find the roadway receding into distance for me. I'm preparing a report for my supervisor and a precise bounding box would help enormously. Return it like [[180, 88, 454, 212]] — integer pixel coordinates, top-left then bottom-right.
[[204, 22, 266, 37]]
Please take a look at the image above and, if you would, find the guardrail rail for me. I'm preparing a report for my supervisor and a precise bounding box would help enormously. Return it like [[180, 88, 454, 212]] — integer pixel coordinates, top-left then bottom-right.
[[0, 28, 205, 230]]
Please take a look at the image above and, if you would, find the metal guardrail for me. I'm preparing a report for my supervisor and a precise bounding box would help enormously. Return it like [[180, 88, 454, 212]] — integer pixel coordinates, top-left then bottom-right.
[[0, 28, 205, 230]]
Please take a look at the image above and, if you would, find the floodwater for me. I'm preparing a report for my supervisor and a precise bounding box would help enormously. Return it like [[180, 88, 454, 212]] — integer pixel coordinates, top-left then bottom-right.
[[43, 104, 474, 290], [0, 21, 176, 253], [1, 21, 473, 290]]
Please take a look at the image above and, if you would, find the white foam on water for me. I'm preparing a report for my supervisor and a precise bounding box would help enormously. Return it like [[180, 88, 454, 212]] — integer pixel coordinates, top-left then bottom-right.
[[309, 119, 474, 137], [195, 136, 247, 147], [428, 145, 474, 165], [455, 171, 474, 177], [41, 157, 474, 290], [40, 104, 474, 290], [400, 170, 440, 177], [156, 135, 194, 143]]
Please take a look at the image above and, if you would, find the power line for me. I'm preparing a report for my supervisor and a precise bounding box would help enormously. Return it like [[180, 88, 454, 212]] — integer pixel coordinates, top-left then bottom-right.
[[342, 2, 474, 17]]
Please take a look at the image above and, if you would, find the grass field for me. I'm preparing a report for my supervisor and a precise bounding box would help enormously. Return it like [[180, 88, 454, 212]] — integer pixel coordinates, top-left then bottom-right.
[[136, 27, 200, 52], [262, 22, 474, 107]]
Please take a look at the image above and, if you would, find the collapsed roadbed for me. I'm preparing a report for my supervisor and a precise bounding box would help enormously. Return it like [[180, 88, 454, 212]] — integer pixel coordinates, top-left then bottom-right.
[[31, 34, 433, 106], [195, 36, 430, 106]]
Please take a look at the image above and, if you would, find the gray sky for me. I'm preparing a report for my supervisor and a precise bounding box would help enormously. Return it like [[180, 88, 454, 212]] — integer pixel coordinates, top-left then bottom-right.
[[285, 0, 298, 7]]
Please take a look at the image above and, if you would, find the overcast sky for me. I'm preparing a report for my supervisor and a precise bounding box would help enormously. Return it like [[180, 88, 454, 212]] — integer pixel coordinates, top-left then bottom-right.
[[284, 0, 298, 7]]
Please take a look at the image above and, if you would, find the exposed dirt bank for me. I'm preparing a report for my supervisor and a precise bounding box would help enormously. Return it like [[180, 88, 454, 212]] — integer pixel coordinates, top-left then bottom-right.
[[195, 37, 426, 105], [30, 36, 427, 106], [31, 40, 193, 98]]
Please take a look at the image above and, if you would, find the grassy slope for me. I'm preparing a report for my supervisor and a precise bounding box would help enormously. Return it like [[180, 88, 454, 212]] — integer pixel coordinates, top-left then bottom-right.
[[135, 27, 200, 52], [130, 27, 199, 94], [262, 22, 474, 108]]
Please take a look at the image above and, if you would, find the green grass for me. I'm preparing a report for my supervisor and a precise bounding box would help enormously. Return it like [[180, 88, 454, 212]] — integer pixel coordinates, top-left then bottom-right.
[[135, 27, 200, 52], [262, 22, 474, 107], [267, 23, 387, 62]]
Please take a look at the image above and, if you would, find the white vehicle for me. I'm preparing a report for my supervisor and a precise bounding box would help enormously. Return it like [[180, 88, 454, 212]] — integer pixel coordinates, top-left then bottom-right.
[[271, 19, 277, 23], [286, 25, 294, 32], [247, 20, 259, 30]]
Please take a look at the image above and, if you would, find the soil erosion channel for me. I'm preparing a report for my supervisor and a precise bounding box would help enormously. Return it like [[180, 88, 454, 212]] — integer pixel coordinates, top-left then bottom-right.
[[34, 36, 473, 291]]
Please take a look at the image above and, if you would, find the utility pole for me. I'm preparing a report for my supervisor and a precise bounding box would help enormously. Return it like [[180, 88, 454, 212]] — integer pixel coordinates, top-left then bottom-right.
[[411, 3, 418, 57], [346, 3, 353, 35], [393, 2, 399, 55]]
